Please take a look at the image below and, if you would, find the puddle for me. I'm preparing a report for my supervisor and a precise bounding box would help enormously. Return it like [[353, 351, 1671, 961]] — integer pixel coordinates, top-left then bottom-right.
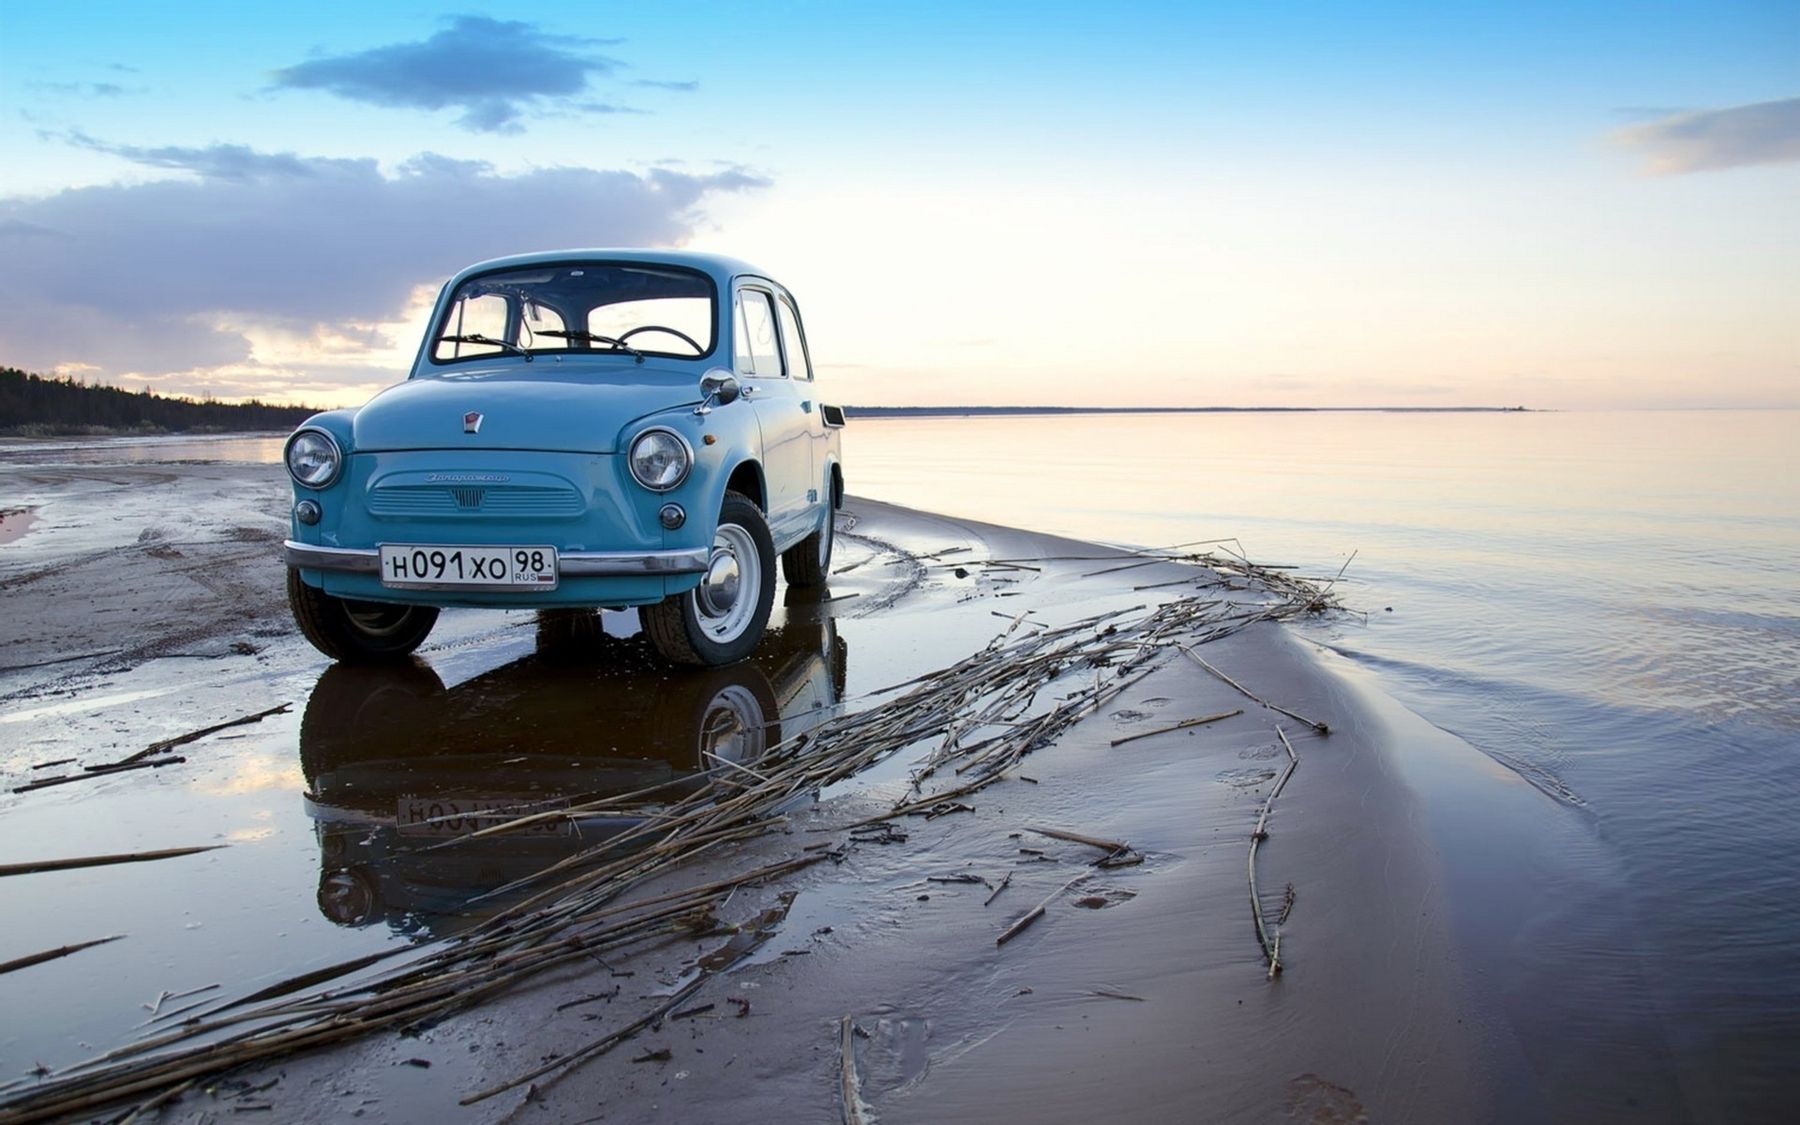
[[301, 619, 845, 936], [0, 506, 36, 545], [0, 618, 848, 1072]]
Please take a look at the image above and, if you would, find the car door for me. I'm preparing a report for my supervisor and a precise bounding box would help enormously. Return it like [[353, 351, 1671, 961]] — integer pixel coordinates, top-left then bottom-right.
[[771, 291, 829, 501], [734, 285, 814, 545]]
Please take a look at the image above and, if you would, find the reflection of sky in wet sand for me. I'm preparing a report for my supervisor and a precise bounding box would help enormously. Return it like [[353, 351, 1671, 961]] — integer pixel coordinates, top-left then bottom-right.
[[0, 611, 856, 1069]]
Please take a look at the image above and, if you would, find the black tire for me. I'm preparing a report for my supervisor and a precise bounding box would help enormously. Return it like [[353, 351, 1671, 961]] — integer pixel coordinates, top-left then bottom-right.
[[781, 500, 834, 588], [299, 659, 445, 785], [642, 491, 776, 666], [287, 567, 439, 663]]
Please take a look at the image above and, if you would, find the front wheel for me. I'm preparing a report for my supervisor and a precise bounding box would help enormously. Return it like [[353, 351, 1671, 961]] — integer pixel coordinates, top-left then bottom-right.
[[287, 568, 439, 663], [642, 492, 776, 666]]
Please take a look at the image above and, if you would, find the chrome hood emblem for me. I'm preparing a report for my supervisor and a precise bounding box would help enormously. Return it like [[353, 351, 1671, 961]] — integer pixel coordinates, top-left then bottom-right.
[[463, 411, 483, 434]]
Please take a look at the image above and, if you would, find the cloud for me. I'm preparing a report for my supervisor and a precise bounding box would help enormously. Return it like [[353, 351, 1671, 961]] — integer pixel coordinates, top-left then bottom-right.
[[634, 79, 698, 92], [0, 219, 72, 241], [0, 141, 768, 399], [1613, 96, 1800, 174], [272, 16, 625, 133], [29, 81, 133, 98], [60, 129, 364, 181]]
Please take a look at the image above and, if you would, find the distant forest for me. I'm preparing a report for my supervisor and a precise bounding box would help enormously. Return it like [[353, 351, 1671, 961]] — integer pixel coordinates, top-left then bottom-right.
[[0, 367, 320, 435]]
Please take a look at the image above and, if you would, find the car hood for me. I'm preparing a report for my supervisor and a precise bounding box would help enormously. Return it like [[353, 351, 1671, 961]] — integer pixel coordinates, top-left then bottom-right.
[[351, 365, 701, 454]]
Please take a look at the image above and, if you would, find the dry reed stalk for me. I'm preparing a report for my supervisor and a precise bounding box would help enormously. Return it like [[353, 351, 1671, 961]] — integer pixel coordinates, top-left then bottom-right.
[[0, 935, 124, 977], [1179, 647, 1330, 734], [0, 846, 225, 879], [107, 703, 291, 768], [1247, 727, 1301, 978], [1108, 709, 1243, 747], [996, 873, 1091, 946]]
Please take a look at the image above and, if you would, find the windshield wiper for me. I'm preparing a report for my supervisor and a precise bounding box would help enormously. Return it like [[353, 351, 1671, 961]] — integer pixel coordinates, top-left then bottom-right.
[[438, 333, 532, 362], [532, 329, 644, 364]]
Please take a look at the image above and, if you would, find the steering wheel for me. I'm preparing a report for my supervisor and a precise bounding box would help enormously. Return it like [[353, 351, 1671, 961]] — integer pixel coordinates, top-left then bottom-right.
[[616, 325, 704, 355]]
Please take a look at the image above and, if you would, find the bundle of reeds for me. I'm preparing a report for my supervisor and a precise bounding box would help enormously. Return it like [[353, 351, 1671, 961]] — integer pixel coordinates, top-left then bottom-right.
[[0, 550, 1334, 1123]]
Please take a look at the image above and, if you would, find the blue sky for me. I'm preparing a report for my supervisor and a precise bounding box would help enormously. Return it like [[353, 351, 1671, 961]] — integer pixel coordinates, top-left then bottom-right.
[[1, 1, 1795, 408]]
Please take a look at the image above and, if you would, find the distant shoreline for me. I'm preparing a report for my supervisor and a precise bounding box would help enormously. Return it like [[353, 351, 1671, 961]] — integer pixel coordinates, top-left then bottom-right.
[[844, 405, 1535, 418]]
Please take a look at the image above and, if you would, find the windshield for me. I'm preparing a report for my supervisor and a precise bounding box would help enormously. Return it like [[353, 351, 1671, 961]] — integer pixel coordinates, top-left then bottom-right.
[[430, 263, 716, 365]]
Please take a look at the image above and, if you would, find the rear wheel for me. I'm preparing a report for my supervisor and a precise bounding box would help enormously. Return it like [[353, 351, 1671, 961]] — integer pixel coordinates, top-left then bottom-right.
[[642, 492, 775, 666], [287, 568, 439, 663], [781, 497, 833, 588]]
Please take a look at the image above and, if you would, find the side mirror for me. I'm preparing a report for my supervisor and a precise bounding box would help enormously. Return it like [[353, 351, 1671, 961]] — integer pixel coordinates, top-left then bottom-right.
[[695, 370, 741, 415]]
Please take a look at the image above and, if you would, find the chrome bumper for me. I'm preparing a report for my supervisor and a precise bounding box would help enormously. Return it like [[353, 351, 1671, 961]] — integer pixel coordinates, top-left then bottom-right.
[[283, 541, 710, 577]]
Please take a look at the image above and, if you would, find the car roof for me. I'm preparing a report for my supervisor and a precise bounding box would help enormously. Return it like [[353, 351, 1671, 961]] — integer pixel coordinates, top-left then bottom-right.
[[445, 249, 776, 291]]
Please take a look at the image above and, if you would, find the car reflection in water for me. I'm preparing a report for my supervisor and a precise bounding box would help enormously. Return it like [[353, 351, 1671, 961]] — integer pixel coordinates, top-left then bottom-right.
[[300, 610, 846, 935]]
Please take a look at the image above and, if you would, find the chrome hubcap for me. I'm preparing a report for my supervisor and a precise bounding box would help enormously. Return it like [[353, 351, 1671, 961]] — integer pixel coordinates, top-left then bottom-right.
[[699, 685, 767, 766], [692, 522, 761, 643], [344, 600, 413, 637], [697, 550, 741, 615]]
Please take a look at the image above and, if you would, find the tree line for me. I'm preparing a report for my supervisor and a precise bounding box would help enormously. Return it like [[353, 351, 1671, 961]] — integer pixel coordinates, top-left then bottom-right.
[[0, 367, 321, 435]]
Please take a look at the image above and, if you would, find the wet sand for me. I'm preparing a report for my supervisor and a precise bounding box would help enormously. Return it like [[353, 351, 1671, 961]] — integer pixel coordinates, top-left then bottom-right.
[[2, 445, 1504, 1123]]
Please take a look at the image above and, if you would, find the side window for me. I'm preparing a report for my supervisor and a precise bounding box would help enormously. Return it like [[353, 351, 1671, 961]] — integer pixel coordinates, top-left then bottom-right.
[[734, 298, 755, 373], [434, 293, 509, 359], [739, 290, 784, 378], [774, 297, 812, 381]]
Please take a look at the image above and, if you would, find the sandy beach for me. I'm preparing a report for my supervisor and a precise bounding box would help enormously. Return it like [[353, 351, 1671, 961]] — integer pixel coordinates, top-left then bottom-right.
[[2, 445, 1516, 1123]]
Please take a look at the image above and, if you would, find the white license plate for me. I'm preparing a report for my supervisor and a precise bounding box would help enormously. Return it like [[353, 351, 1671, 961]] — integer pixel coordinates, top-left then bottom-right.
[[396, 795, 573, 837], [379, 544, 557, 590]]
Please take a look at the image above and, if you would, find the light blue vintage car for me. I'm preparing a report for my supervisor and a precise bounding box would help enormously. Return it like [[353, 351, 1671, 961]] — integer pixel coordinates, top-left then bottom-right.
[[282, 250, 845, 666]]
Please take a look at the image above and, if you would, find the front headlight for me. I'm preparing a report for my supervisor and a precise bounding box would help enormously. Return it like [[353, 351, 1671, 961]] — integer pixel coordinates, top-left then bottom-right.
[[628, 427, 693, 491], [285, 429, 342, 489]]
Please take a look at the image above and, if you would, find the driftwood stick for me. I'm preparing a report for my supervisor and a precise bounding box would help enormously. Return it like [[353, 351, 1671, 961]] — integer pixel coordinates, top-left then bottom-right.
[[0, 935, 125, 977], [996, 873, 1090, 946], [839, 1016, 868, 1125], [982, 871, 1013, 907], [12, 759, 184, 794], [108, 703, 292, 767], [0, 845, 226, 879], [1025, 826, 1128, 854], [1178, 646, 1329, 734], [1108, 709, 1243, 747]]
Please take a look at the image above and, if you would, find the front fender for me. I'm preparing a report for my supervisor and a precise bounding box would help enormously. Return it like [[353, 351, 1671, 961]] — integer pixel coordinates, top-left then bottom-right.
[[294, 409, 357, 455], [619, 400, 764, 551]]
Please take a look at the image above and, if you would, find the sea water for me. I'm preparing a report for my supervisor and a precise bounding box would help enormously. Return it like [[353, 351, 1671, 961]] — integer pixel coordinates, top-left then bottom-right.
[[8, 411, 1794, 1116], [853, 409, 1800, 1119]]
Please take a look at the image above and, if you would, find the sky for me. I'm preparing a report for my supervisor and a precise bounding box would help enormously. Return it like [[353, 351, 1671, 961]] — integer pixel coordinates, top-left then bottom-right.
[[0, 0, 1795, 410]]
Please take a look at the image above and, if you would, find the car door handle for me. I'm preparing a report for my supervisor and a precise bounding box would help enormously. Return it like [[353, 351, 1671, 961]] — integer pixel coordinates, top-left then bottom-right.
[[801, 400, 812, 412]]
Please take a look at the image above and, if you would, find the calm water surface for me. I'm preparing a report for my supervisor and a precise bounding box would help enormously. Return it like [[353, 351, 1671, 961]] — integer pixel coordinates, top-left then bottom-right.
[[853, 409, 1800, 1119], [6, 413, 1794, 1118]]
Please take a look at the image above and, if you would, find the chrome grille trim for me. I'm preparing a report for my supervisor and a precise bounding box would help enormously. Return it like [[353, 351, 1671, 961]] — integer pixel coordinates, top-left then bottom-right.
[[366, 483, 583, 517]]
